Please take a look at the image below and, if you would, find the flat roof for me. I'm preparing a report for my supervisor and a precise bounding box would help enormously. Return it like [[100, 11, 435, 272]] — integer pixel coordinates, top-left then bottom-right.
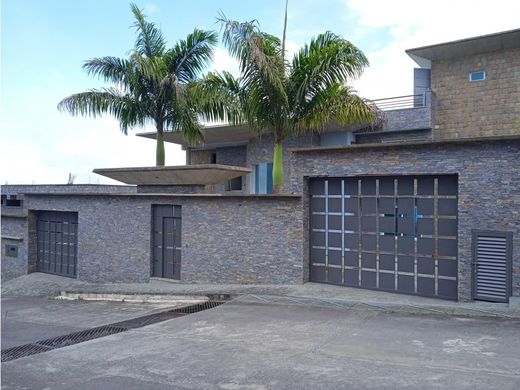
[[289, 135, 520, 153], [93, 164, 251, 185], [406, 28, 520, 68], [137, 122, 365, 148], [137, 124, 255, 148]]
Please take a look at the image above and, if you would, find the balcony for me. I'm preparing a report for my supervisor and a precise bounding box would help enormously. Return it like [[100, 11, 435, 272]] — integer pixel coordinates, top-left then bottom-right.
[[355, 91, 433, 142]]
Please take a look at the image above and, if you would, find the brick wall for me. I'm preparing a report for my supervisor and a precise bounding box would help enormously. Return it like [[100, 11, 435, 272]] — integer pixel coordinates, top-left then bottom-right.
[[290, 139, 520, 301], [432, 48, 520, 139]]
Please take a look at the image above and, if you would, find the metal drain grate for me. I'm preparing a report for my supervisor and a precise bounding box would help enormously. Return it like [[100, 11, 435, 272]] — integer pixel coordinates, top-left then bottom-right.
[[171, 300, 225, 314], [1, 300, 226, 362]]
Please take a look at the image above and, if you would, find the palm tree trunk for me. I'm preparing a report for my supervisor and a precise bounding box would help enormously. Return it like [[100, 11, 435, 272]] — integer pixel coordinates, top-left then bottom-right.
[[272, 142, 283, 194], [156, 124, 165, 166]]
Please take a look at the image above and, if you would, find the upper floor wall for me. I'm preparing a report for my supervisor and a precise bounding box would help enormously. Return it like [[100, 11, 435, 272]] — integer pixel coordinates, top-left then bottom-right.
[[432, 47, 520, 139]]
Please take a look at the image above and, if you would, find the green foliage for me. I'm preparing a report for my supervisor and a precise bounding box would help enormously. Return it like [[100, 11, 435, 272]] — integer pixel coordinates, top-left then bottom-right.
[[58, 3, 218, 165], [196, 11, 375, 191]]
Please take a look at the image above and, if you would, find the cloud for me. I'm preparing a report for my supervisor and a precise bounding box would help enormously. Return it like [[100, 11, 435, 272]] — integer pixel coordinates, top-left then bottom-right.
[[211, 47, 240, 76], [345, 0, 520, 99]]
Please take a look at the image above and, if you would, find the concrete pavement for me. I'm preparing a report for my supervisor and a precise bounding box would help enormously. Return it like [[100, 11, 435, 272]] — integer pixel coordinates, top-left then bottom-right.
[[3, 273, 519, 318], [1, 296, 188, 349], [2, 300, 520, 389]]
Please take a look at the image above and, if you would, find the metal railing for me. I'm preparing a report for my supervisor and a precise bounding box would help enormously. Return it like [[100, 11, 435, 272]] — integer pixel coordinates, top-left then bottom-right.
[[371, 93, 427, 111]]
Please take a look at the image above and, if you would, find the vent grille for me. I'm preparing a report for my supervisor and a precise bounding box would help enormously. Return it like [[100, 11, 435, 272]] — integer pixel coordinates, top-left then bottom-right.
[[473, 231, 512, 303]]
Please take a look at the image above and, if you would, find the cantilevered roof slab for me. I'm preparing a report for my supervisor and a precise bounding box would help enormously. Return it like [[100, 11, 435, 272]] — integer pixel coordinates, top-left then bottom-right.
[[406, 28, 520, 68], [137, 122, 367, 148], [137, 124, 256, 148], [93, 164, 251, 185]]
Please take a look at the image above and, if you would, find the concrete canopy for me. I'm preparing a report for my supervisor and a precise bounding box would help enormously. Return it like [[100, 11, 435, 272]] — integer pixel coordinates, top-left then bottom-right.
[[93, 165, 251, 185], [406, 28, 520, 68], [137, 122, 368, 149]]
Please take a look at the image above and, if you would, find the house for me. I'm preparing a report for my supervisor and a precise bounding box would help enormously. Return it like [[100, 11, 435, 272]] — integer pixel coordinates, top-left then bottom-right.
[[2, 29, 519, 303]]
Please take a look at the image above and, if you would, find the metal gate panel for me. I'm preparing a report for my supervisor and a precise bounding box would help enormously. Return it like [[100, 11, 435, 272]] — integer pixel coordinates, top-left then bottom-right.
[[151, 205, 181, 279], [37, 211, 77, 278], [472, 231, 512, 303], [309, 175, 458, 300]]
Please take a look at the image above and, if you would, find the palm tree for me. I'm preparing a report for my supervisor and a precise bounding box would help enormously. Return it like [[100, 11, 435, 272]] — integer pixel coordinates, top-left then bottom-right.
[[194, 2, 375, 193], [58, 4, 218, 166]]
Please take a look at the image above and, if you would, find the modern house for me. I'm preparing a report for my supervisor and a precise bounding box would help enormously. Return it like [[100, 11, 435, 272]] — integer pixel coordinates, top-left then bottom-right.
[[2, 29, 519, 303]]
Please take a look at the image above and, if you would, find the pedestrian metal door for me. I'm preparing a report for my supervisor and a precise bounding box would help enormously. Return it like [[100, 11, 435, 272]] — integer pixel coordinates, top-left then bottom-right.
[[37, 211, 78, 278], [151, 205, 181, 279], [472, 231, 512, 303], [309, 175, 458, 300]]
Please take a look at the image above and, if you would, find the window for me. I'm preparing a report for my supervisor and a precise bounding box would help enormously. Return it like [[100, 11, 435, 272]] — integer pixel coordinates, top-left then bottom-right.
[[254, 163, 273, 194], [1, 195, 22, 208], [469, 71, 486, 82], [210, 152, 217, 164], [225, 176, 243, 191]]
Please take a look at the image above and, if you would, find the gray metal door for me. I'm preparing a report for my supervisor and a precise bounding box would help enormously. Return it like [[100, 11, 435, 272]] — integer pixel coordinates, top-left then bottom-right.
[[152, 205, 181, 279], [309, 175, 458, 300], [37, 211, 78, 278], [472, 231, 512, 303]]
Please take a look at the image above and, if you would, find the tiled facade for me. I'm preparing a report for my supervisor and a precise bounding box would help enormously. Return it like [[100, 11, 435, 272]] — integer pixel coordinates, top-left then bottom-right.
[[432, 48, 520, 139], [289, 138, 520, 300], [3, 193, 303, 284]]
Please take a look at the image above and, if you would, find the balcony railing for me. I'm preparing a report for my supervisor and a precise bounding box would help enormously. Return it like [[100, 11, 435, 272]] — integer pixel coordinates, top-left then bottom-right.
[[371, 94, 427, 111]]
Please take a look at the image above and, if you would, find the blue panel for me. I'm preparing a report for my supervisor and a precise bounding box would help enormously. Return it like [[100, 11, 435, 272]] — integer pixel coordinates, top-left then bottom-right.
[[258, 163, 267, 194], [469, 71, 485, 81], [267, 163, 273, 194], [254, 164, 259, 194]]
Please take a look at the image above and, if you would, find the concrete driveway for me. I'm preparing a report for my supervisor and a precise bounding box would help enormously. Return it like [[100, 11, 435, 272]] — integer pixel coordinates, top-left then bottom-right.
[[1, 297, 182, 349], [2, 300, 520, 389]]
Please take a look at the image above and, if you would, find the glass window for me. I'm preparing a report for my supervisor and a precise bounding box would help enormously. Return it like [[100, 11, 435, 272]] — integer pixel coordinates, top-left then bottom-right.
[[469, 71, 486, 81]]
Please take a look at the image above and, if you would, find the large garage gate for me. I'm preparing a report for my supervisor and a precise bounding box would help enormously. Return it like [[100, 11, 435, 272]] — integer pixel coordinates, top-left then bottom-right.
[[309, 175, 458, 300], [37, 211, 78, 278]]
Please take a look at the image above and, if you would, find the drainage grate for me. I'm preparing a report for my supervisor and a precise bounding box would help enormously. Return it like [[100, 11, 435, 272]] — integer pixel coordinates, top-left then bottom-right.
[[1, 300, 226, 362], [171, 300, 225, 314]]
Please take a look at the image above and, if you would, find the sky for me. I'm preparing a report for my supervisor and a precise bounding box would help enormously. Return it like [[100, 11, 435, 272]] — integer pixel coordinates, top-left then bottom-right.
[[1, 0, 519, 185]]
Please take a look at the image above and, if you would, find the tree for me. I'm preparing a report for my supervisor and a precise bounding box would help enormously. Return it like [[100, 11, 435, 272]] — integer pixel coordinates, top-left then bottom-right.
[[58, 4, 218, 166], [194, 2, 375, 193]]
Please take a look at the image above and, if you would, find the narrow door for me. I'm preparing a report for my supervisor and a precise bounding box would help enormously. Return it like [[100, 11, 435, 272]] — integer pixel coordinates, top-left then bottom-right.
[[37, 211, 78, 278], [152, 205, 181, 279]]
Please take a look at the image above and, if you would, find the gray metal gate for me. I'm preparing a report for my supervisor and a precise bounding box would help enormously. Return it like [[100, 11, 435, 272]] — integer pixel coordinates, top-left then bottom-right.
[[151, 205, 181, 279], [37, 211, 78, 278], [309, 175, 458, 300], [472, 231, 512, 303]]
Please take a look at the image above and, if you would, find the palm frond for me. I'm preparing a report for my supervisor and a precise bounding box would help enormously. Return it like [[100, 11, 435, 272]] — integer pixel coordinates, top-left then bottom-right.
[[189, 71, 244, 124], [131, 3, 165, 57], [166, 29, 218, 83], [82, 57, 131, 84], [294, 84, 374, 133], [57, 88, 146, 134], [289, 31, 368, 109], [218, 15, 286, 106]]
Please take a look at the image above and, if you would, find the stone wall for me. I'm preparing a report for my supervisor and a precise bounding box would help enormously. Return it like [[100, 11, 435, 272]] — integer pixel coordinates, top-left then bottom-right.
[[432, 48, 520, 139], [247, 134, 319, 193], [1, 216, 27, 281], [8, 194, 303, 284], [290, 138, 520, 301], [1, 184, 135, 195]]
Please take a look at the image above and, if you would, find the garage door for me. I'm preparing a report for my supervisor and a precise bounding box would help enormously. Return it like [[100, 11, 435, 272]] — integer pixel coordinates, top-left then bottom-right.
[[37, 211, 78, 278], [309, 175, 458, 300]]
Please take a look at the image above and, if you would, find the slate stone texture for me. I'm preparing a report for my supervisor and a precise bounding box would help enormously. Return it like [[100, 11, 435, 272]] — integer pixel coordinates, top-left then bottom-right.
[[290, 138, 520, 300]]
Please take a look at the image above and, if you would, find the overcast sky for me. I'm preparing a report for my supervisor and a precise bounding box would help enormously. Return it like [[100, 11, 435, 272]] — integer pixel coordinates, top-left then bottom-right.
[[1, 0, 519, 184]]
